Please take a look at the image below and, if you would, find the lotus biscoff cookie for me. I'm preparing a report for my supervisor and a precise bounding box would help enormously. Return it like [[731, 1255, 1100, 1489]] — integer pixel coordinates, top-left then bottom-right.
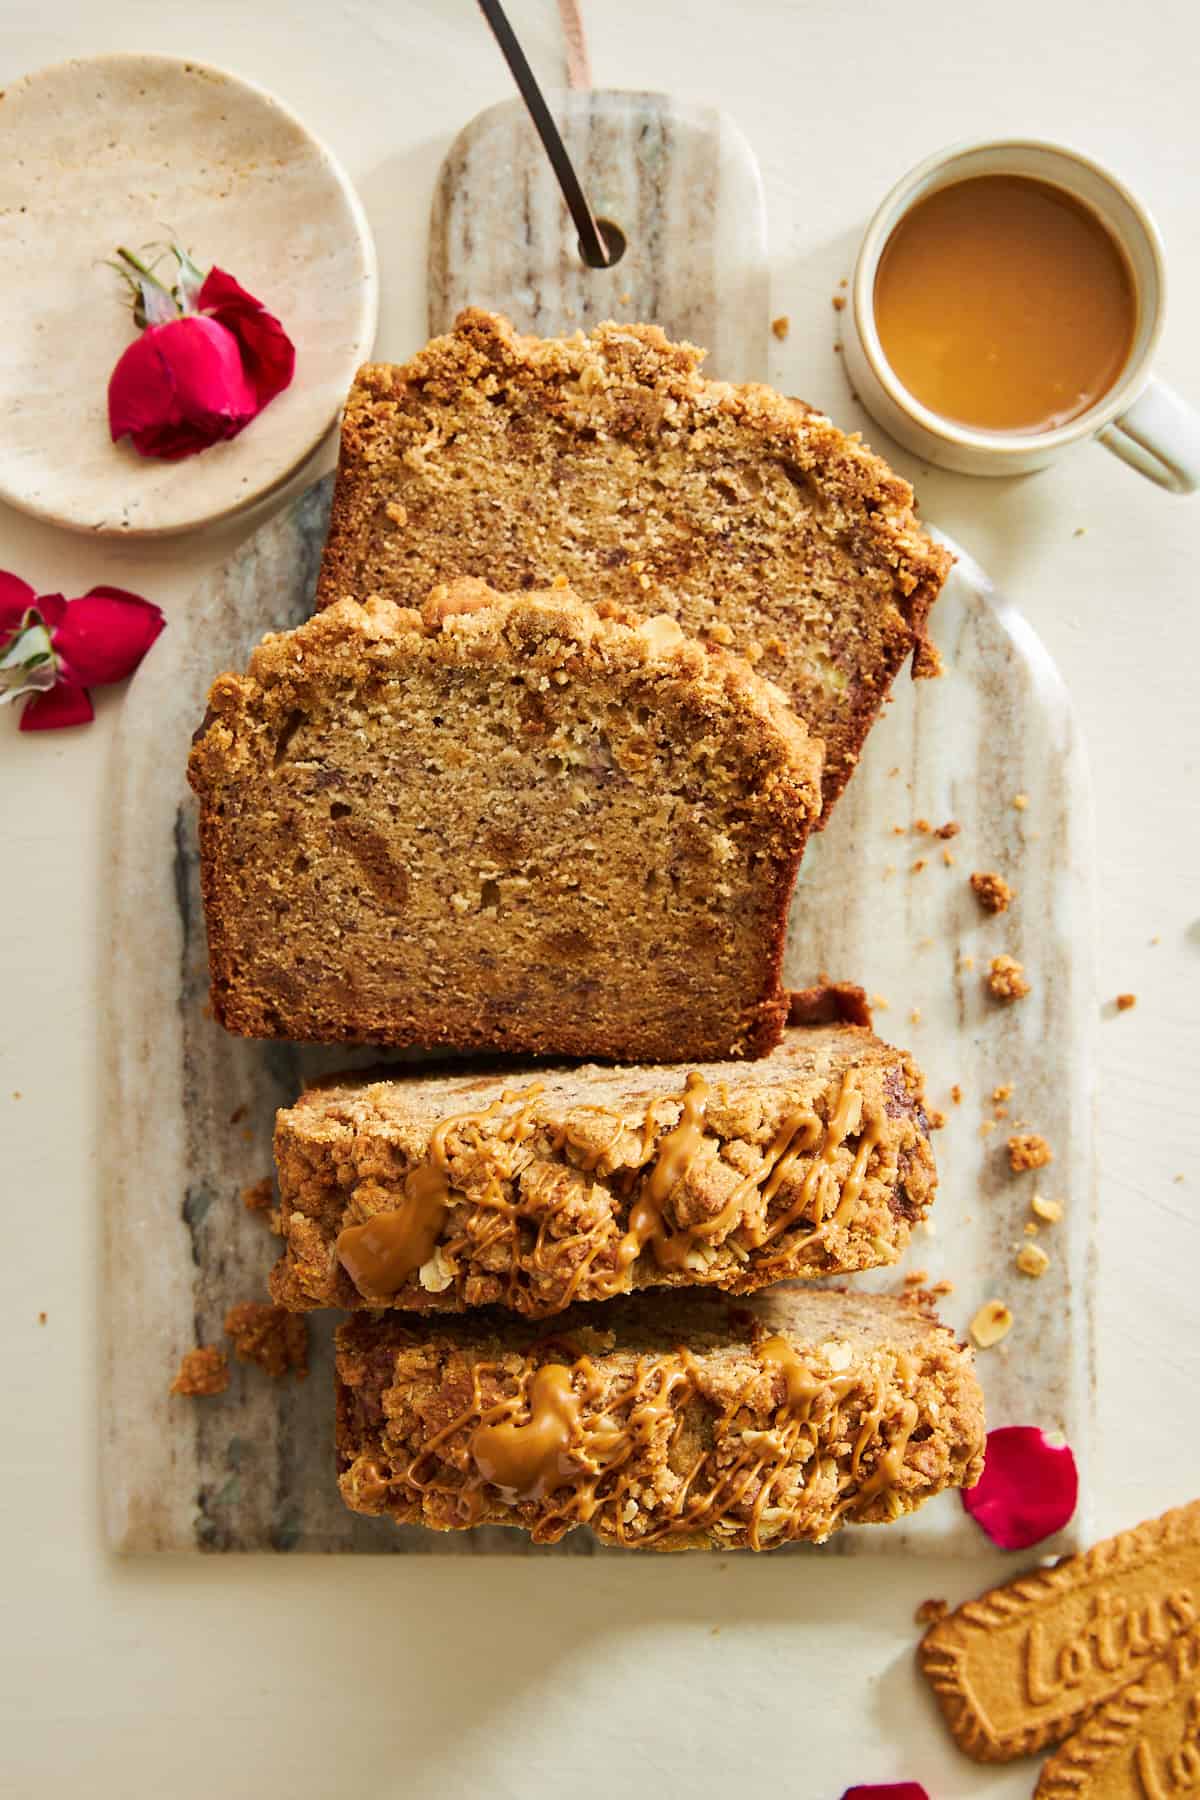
[[1035, 1623, 1200, 1798], [919, 1500, 1200, 1762]]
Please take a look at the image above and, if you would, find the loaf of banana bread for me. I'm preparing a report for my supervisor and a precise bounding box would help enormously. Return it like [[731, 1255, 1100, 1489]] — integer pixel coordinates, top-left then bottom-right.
[[334, 1287, 985, 1549], [188, 579, 822, 1060], [271, 1013, 937, 1318], [315, 309, 951, 818]]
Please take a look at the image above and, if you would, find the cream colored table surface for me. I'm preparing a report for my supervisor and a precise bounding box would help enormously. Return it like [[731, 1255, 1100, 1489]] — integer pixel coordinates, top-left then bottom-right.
[[2, 3, 1198, 1795]]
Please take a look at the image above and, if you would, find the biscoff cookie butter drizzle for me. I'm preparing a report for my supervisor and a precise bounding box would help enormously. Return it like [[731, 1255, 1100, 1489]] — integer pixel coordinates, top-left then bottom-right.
[[335, 1069, 888, 1310], [348, 1329, 924, 1549]]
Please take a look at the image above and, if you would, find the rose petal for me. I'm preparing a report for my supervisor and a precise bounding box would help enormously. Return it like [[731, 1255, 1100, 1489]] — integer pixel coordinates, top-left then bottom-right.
[[50, 588, 164, 689], [20, 682, 95, 731], [962, 1426, 1078, 1550], [108, 315, 258, 461], [841, 1787, 930, 1800], [0, 571, 38, 639], [198, 265, 295, 411]]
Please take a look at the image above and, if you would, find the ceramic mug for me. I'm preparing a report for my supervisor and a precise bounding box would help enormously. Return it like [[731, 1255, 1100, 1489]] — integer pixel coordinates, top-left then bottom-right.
[[843, 139, 1200, 493]]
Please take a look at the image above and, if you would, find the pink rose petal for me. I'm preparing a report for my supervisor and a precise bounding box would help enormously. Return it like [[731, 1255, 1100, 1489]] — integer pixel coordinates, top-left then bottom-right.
[[841, 1786, 930, 1800], [0, 571, 38, 638], [962, 1426, 1078, 1550], [108, 315, 258, 460], [20, 682, 95, 731], [198, 265, 295, 411], [51, 588, 165, 688]]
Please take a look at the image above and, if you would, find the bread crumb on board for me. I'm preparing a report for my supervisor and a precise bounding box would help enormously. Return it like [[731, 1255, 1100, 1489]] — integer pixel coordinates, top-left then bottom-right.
[[1009, 1132, 1053, 1173], [1032, 1193, 1064, 1224], [1115, 992, 1137, 1011], [986, 955, 1030, 1002], [224, 1302, 309, 1382], [970, 1300, 1013, 1348], [915, 1597, 949, 1626], [970, 870, 1014, 914], [771, 314, 790, 339], [831, 295, 846, 313], [1012, 793, 1029, 811], [1016, 1243, 1051, 1277], [170, 1346, 229, 1398]]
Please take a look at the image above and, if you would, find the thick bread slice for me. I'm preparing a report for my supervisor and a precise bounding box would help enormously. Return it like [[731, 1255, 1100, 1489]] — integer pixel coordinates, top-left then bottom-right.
[[334, 1287, 985, 1550], [315, 309, 951, 818], [188, 578, 822, 1061], [272, 1018, 937, 1317]]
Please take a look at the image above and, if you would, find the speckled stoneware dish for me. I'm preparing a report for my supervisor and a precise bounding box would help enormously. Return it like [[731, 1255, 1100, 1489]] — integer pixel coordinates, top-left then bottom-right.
[[0, 54, 377, 535]]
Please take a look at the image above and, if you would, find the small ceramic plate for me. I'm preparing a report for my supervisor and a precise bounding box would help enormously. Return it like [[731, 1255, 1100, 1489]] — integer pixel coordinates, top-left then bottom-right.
[[0, 54, 378, 535]]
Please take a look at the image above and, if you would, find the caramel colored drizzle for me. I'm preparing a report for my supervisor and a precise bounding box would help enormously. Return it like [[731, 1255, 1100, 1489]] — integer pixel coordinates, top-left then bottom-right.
[[469, 1364, 583, 1501], [388, 1333, 922, 1549], [334, 1068, 888, 1313], [336, 1085, 544, 1300]]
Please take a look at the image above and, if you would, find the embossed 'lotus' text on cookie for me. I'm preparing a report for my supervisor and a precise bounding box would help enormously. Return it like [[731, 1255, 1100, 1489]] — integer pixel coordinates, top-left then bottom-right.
[[918, 1500, 1200, 1763], [1035, 1624, 1200, 1799]]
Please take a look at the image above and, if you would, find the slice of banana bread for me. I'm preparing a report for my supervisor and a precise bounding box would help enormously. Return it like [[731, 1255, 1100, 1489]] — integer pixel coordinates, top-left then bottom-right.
[[315, 309, 951, 818], [334, 1287, 985, 1549], [188, 579, 822, 1060], [271, 1013, 937, 1318]]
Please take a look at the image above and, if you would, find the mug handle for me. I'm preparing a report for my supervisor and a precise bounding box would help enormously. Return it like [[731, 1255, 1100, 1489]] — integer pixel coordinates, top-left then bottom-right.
[[1098, 376, 1200, 494]]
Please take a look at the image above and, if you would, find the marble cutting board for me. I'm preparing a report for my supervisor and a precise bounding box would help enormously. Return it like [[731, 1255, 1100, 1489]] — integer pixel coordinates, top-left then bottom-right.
[[99, 91, 1094, 1554]]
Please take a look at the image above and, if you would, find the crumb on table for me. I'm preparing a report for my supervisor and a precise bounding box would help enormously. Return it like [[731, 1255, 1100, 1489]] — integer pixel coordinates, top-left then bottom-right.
[[912, 858, 927, 873], [986, 954, 1030, 1002], [170, 1345, 229, 1398], [1009, 1132, 1053, 1173], [1115, 993, 1137, 1011], [970, 870, 1014, 914], [37, 1311, 46, 1326], [992, 1084, 1013, 1103], [242, 1176, 274, 1212], [1032, 1194, 1063, 1224], [936, 820, 960, 839], [1012, 793, 1029, 811], [950, 1084, 962, 1105], [915, 1597, 949, 1626], [224, 1302, 309, 1381], [771, 314, 790, 339], [831, 295, 845, 312]]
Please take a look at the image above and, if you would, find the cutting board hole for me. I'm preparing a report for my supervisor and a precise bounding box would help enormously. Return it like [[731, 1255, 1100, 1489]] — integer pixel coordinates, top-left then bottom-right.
[[578, 218, 627, 270]]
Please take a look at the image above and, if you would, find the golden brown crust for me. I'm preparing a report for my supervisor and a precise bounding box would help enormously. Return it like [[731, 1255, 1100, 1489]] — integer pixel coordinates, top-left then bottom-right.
[[169, 1346, 229, 1397], [1034, 1624, 1200, 1798], [334, 1287, 984, 1550], [919, 1500, 1200, 1763], [188, 580, 822, 1063], [271, 1020, 937, 1317], [316, 309, 951, 818]]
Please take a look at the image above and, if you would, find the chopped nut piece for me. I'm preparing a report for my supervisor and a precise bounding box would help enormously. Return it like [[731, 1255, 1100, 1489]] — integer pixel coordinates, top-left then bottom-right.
[[915, 1597, 949, 1625], [224, 1302, 309, 1381], [771, 314, 790, 339], [1013, 793, 1029, 810], [970, 870, 1014, 914], [170, 1346, 229, 1397], [1032, 1194, 1063, 1224], [986, 955, 1030, 1002], [1008, 1132, 1053, 1173], [1016, 1244, 1050, 1278], [935, 820, 960, 839], [1115, 992, 1137, 1011], [970, 1300, 1013, 1348]]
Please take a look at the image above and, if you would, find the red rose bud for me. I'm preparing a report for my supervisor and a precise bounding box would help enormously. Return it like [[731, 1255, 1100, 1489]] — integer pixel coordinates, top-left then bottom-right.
[[0, 574, 164, 732], [107, 245, 295, 462], [962, 1425, 1079, 1550], [841, 1787, 930, 1799]]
